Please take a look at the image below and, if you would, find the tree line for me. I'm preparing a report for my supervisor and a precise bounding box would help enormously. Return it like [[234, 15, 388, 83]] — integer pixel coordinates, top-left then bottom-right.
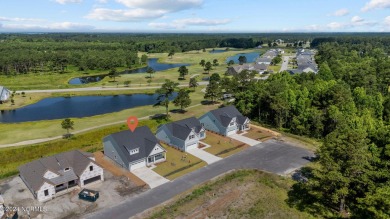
[[220, 39, 389, 217]]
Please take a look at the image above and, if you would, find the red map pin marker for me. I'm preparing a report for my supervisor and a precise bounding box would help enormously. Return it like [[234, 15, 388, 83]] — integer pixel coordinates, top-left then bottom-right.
[[127, 116, 138, 132]]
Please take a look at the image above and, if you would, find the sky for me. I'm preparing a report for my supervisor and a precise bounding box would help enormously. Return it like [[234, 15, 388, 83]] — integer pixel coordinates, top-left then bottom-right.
[[0, 0, 389, 32]]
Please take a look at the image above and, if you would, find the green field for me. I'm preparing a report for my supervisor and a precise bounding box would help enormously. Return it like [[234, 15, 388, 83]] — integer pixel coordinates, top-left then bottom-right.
[[147, 170, 315, 219], [1, 48, 264, 90]]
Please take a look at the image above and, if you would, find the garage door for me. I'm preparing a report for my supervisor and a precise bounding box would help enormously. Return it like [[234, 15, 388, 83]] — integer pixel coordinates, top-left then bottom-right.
[[83, 175, 101, 185], [130, 160, 146, 171], [226, 129, 237, 136], [186, 142, 198, 151]]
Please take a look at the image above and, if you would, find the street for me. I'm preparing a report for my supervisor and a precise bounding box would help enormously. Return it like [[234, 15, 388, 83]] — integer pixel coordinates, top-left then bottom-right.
[[84, 140, 314, 219]]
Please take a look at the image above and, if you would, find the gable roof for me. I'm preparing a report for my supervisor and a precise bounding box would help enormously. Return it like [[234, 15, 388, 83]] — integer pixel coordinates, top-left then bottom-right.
[[18, 150, 97, 192], [104, 126, 164, 164], [0, 86, 11, 101], [162, 117, 203, 141], [209, 105, 249, 127]]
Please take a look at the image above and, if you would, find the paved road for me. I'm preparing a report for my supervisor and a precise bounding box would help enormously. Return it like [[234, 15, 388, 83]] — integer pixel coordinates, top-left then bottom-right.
[[20, 82, 209, 93], [84, 140, 314, 219], [279, 56, 292, 72]]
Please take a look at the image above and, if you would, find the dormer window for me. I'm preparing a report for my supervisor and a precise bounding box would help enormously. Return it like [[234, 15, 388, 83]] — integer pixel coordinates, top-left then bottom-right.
[[189, 135, 195, 140], [229, 121, 235, 126], [64, 167, 70, 172], [130, 148, 139, 155]]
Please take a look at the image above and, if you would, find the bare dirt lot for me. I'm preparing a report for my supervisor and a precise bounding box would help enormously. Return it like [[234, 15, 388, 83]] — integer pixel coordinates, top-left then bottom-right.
[[0, 170, 147, 219]]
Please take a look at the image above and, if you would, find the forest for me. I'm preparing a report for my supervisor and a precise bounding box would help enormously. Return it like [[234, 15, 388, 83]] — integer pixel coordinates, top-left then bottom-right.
[[220, 39, 390, 218]]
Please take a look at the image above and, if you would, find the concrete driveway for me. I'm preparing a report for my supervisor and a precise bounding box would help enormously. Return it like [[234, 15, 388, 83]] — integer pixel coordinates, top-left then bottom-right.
[[132, 167, 169, 189], [230, 134, 261, 146], [85, 140, 314, 219], [187, 148, 222, 164]]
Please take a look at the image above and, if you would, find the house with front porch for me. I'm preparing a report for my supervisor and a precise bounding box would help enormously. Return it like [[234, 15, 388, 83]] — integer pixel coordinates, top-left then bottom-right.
[[103, 126, 166, 171], [199, 105, 250, 136], [156, 117, 206, 151], [18, 150, 104, 202]]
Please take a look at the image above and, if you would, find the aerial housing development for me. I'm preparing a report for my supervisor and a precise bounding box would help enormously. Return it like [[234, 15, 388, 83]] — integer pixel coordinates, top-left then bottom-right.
[[0, 0, 389, 218]]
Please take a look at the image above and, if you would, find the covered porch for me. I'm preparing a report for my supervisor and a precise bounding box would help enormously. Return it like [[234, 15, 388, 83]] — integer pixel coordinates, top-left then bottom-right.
[[147, 152, 166, 165]]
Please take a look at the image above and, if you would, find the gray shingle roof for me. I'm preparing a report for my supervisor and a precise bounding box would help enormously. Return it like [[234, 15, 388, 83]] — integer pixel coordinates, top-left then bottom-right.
[[104, 126, 163, 164], [163, 117, 203, 141], [19, 150, 98, 192], [210, 105, 249, 127]]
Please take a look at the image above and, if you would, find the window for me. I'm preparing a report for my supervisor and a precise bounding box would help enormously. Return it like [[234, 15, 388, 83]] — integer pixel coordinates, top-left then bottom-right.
[[114, 155, 117, 160], [130, 148, 139, 155], [64, 167, 70, 172], [44, 189, 49, 196], [189, 135, 195, 140], [229, 121, 235, 126], [89, 165, 93, 171]]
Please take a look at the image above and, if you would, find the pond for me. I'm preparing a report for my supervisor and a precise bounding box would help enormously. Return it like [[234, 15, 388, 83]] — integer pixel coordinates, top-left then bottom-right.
[[225, 52, 261, 64], [0, 93, 177, 123], [69, 58, 189, 85]]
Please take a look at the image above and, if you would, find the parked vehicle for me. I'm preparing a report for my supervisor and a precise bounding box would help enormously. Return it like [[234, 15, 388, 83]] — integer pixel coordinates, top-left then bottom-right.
[[78, 189, 99, 202]]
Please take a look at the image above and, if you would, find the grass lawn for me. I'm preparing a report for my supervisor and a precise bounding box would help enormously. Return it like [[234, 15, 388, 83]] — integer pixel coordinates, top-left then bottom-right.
[[0, 87, 213, 145], [146, 170, 315, 219], [1, 48, 264, 90], [153, 143, 207, 180], [243, 126, 275, 141], [203, 131, 248, 158], [0, 100, 221, 180], [268, 64, 281, 72]]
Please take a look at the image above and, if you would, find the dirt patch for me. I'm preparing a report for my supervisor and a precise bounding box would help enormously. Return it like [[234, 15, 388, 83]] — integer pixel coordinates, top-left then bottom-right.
[[94, 151, 146, 187], [115, 176, 148, 197], [244, 125, 277, 141]]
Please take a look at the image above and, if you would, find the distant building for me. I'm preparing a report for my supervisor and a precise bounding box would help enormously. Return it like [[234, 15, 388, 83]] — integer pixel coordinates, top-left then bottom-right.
[[226, 63, 268, 75], [0, 86, 11, 103], [288, 49, 318, 74]]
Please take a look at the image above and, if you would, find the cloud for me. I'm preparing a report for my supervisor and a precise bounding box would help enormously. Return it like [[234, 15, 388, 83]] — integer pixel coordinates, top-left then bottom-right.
[[116, 0, 202, 12], [86, 0, 203, 22], [55, 0, 82, 4], [149, 18, 230, 29], [0, 17, 44, 22], [362, 0, 390, 11], [329, 9, 349, 16], [96, 0, 108, 3], [2, 22, 94, 31], [327, 22, 348, 30], [385, 16, 390, 25], [351, 16, 365, 23], [86, 8, 166, 21], [305, 24, 322, 31]]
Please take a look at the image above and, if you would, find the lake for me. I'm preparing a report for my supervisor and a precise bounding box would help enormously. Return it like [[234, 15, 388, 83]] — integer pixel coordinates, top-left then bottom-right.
[[225, 52, 261, 64], [69, 58, 189, 85], [0, 93, 177, 123]]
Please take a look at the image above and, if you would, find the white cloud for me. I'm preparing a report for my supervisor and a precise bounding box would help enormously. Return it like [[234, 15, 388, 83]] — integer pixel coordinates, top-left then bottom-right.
[[327, 22, 348, 30], [385, 16, 390, 24], [55, 0, 83, 4], [86, 0, 203, 22], [149, 18, 230, 29], [305, 24, 322, 31], [0, 17, 43, 22], [86, 8, 166, 21], [2, 22, 94, 31], [362, 0, 390, 11], [116, 0, 202, 12], [351, 16, 365, 23], [329, 9, 349, 16], [96, 0, 108, 3]]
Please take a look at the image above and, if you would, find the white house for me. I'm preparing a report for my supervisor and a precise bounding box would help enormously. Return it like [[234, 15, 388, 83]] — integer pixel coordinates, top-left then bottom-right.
[[104, 126, 166, 171], [156, 117, 206, 151], [19, 150, 104, 202], [0, 86, 11, 103]]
